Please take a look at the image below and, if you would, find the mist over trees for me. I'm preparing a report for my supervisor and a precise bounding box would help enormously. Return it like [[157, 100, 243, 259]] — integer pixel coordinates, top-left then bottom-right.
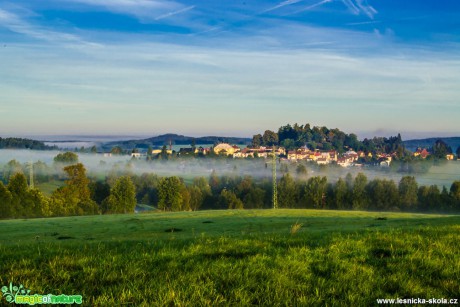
[[1, 148, 460, 220], [53, 152, 79, 164]]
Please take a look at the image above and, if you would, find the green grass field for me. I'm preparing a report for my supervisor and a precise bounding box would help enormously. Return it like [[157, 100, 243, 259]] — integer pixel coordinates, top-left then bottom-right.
[[1, 210, 459, 306], [35, 180, 65, 196]]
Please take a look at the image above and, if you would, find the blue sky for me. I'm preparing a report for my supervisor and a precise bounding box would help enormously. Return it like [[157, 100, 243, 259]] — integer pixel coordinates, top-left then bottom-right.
[[0, 0, 459, 139]]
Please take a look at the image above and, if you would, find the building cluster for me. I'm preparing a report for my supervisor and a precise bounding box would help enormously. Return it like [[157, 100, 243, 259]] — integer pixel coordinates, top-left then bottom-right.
[[217, 144, 377, 167], [286, 148, 369, 167], [413, 147, 455, 161], [118, 143, 456, 166]]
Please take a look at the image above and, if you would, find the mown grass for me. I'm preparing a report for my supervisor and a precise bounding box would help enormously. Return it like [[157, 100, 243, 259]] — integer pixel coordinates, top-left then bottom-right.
[[0, 210, 459, 306]]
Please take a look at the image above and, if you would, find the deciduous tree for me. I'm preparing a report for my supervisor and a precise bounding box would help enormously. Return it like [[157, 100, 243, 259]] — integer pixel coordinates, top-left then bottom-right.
[[333, 178, 349, 210], [304, 176, 328, 209], [158, 176, 185, 211], [278, 173, 298, 208], [51, 163, 98, 216], [219, 189, 243, 209], [105, 176, 137, 214], [7, 173, 29, 217], [399, 176, 418, 210], [352, 173, 369, 210], [262, 130, 279, 146], [2, 160, 23, 182], [252, 134, 263, 148], [53, 152, 79, 164], [0, 182, 13, 219]]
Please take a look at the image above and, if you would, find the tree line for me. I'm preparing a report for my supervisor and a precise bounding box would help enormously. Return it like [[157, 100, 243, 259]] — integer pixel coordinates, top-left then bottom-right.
[[0, 137, 58, 150], [1, 158, 460, 219]]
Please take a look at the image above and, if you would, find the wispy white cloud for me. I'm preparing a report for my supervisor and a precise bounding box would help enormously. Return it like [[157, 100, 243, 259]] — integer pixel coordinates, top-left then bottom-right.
[[63, 0, 174, 12], [346, 20, 380, 26], [155, 5, 195, 21], [2, 31, 459, 135], [341, 0, 377, 19], [291, 0, 332, 14], [356, 0, 377, 19], [341, 0, 360, 15], [0, 8, 99, 47], [261, 0, 303, 14], [60, 0, 188, 22], [0, 1, 457, 136]]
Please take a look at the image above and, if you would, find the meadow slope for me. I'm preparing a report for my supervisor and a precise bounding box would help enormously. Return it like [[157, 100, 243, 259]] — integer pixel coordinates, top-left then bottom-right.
[[0, 210, 459, 306]]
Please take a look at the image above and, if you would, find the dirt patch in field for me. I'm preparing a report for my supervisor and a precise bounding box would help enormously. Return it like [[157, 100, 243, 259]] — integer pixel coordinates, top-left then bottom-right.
[[370, 248, 392, 258], [57, 236, 75, 240]]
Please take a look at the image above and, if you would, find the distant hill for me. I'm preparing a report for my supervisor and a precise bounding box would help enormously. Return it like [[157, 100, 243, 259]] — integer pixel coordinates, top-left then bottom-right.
[[102, 133, 251, 150], [403, 137, 460, 152]]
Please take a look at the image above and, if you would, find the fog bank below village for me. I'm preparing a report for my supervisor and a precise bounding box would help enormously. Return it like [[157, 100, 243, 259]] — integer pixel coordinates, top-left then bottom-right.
[[0, 149, 459, 188]]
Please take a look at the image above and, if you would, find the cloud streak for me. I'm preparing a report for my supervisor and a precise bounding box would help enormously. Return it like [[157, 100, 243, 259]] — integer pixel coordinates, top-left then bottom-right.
[[346, 20, 380, 26], [261, 0, 303, 14], [341, 0, 377, 19], [291, 0, 332, 14], [0, 8, 98, 47], [155, 5, 195, 21], [58, 0, 187, 23]]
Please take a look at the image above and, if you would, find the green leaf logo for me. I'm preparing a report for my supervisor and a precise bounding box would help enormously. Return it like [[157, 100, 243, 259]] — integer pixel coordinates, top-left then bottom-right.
[[1, 283, 30, 304]]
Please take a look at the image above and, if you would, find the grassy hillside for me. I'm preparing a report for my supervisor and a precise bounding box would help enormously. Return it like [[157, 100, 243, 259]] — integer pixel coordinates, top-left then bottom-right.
[[0, 210, 459, 305]]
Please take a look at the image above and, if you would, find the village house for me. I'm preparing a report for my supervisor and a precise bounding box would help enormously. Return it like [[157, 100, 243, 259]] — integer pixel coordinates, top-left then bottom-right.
[[151, 149, 173, 155], [233, 148, 254, 158], [98, 152, 112, 157], [242, 146, 286, 158], [343, 150, 359, 162], [413, 148, 430, 159], [213, 143, 240, 155], [337, 157, 351, 167], [287, 148, 311, 161], [377, 153, 393, 162]]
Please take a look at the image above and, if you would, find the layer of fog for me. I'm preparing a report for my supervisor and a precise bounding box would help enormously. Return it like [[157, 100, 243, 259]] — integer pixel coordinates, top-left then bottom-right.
[[0, 149, 459, 188]]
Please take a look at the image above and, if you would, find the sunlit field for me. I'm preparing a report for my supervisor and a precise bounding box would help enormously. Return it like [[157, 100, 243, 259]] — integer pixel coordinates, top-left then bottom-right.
[[1, 210, 459, 305]]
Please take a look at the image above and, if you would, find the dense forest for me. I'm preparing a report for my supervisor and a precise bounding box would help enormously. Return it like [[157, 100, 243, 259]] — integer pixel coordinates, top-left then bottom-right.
[[1, 154, 459, 219], [0, 137, 57, 150], [252, 123, 407, 154]]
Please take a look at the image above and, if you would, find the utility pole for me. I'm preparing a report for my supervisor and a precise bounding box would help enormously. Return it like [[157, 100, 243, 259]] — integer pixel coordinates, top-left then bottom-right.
[[28, 161, 34, 189], [272, 146, 277, 209]]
